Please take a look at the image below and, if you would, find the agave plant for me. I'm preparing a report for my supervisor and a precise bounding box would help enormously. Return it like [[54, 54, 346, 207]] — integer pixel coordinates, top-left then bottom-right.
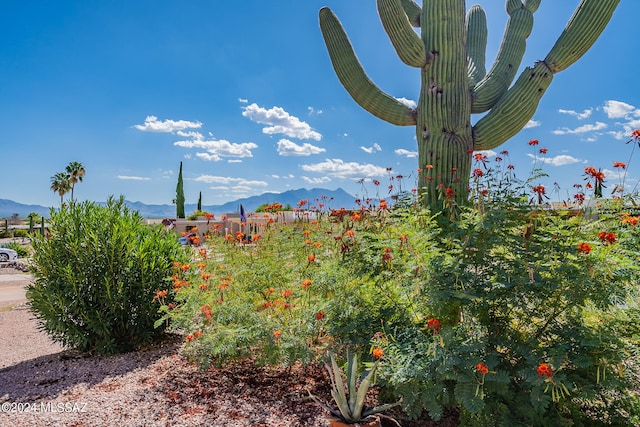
[[310, 351, 401, 424]]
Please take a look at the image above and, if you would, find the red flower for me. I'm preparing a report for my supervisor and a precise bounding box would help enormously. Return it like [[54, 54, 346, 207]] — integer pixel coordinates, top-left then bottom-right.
[[473, 168, 483, 177], [445, 188, 455, 199], [528, 139, 539, 146], [631, 129, 640, 141], [373, 179, 380, 186], [578, 242, 592, 254], [427, 318, 441, 334], [539, 147, 548, 154], [532, 185, 546, 195], [507, 164, 515, 170], [301, 278, 312, 288], [598, 231, 616, 244], [537, 363, 553, 378], [315, 311, 325, 320], [382, 247, 392, 261], [475, 362, 489, 374]]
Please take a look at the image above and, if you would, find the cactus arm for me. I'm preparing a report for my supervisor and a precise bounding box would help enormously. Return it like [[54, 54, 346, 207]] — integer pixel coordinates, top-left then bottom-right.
[[377, 0, 431, 68], [319, 7, 416, 127], [471, 1, 536, 114], [400, 0, 421, 27], [545, 0, 620, 73], [473, 61, 553, 151], [466, 5, 488, 86]]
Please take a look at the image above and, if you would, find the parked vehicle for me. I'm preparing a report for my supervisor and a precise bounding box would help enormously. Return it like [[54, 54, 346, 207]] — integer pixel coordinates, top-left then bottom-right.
[[0, 247, 18, 262]]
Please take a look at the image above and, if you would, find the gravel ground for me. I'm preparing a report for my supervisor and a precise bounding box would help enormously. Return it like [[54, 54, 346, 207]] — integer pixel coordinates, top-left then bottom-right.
[[0, 266, 452, 427]]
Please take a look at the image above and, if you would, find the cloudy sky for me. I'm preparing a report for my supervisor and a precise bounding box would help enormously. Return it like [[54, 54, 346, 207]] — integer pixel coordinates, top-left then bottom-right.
[[1, 1, 638, 208]]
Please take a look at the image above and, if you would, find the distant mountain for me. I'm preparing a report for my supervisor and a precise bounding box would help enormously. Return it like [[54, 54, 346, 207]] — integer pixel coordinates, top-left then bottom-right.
[[0, 188, 358, 219]]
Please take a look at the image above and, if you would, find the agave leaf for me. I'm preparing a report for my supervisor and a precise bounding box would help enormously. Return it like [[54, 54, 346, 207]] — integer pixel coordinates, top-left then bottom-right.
[[329, 353, 352, 419], [352, 363, 377, 421], [308, 392, 343, 419], [363, 399, 403, 417], [347, 351, 357, 413]]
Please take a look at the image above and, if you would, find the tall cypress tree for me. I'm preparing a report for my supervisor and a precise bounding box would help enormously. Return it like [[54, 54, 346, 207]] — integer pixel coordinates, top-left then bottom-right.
[[197, 191, 202, 212], [176, 162, 185, 219]]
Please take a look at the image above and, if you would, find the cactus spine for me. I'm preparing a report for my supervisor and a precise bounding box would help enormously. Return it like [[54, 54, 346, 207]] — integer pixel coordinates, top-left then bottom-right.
[[319, 0, 620, 211]]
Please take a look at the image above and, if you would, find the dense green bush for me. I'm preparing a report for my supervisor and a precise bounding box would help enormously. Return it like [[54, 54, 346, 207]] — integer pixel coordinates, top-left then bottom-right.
[[13, 228, 29, 238], [5, 241, 29, 257], [27, 196, 187, 354]]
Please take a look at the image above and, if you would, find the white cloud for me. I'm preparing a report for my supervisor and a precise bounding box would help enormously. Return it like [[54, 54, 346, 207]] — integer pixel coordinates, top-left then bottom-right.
[[117, 175, 151, 181], [227, 159, 243, 163], [527, 154, 581, 166], [395, 148, 418, 158], [308, 106, 323, 115], [301, 176, 332, 184], [276, 138, 326, 156], [552, 122, 607, 135], [176, 130, 204, 139], [238, 98, 248, 103], [395, 97, 417, 109], [242, 103, 322, 141], [603, 100, 639, 119], [524, 119, 540, 129], [558, 109, 593, 120], [174, 135, 258, 161], [133, 115, 202, 133], [301, 159, 388, 179], [474, 149, 497, 158], [360, 143, 382, 154], [193, 175, 269, 187], [271, 174, 295, 179]]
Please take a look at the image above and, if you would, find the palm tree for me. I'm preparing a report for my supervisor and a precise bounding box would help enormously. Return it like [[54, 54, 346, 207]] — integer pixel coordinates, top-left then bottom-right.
[[65, 161, 86, 201], [51, 172, 71, 205]]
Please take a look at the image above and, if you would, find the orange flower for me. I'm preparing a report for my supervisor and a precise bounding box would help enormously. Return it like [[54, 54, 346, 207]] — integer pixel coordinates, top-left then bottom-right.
[[154, 289, 168, 301], [598, 231, 616, 244], [473, 168, 483, 177], [537, 363, 553, 378], [181, 264, 190, 272], [308, 254, 316, 264], [344, 229, 355, 238], [201, 273, 211, 280], [372, 347, 384, 360], [613, 161, 626, 169], [281, 289, 294, 298], [185, 333, 195, 342], [379, 199, 388, 210], [475, 362, 489, 374], [273, 330, 283, 339], [578, 242, 592, 254], [315, 311, 325, 320], [622, 216, 638, 226], [301, 279, 312, 288]]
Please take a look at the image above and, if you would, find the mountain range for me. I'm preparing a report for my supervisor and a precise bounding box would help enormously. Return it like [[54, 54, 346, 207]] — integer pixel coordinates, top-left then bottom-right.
[[0, 187, 358, 219]]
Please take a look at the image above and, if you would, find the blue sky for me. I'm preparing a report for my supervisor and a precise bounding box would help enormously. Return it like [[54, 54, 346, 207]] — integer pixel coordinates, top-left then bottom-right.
[[1, 1, 638, 208]]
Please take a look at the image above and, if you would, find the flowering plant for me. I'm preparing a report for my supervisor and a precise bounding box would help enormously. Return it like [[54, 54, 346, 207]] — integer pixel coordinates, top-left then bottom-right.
[[158, 131, 640, 425]]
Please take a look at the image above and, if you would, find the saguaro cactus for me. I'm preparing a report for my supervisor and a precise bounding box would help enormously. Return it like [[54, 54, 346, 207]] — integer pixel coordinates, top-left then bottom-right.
[[319, 0, 620, 211]]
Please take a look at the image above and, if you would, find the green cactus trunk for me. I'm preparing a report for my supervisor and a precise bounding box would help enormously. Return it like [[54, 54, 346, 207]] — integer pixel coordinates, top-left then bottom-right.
[[320, 0, 620, 213], [417, 1, 473, 208]]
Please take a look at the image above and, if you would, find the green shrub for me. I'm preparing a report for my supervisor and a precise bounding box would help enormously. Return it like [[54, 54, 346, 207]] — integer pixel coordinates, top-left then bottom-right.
[[13, 229, 29, 238], [5, 241, 29, 258], [27, 196, 188, 354]]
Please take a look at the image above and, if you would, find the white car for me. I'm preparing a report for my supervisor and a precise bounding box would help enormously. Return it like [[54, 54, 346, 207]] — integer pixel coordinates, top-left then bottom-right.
[[0, 247, 18, 262]]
